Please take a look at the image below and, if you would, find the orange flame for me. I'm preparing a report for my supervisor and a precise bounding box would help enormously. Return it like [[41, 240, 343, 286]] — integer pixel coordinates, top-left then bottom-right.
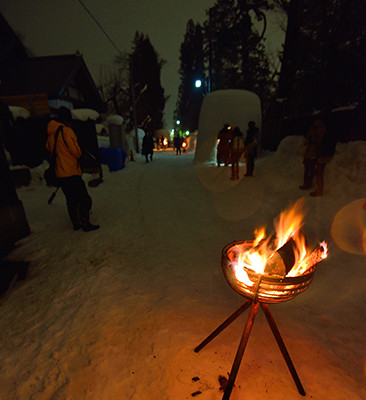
[[233, 199, 327, 283]]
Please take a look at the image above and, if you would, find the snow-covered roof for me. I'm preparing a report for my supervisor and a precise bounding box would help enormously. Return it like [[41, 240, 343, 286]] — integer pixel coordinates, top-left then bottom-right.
[[331, 104, 358, 112], [9, 105, 30, 119], [106, 115, 124, 126], [71, 108, 100, 121]]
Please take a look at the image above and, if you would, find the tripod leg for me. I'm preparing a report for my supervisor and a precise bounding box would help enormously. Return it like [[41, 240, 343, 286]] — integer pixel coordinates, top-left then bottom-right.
[[194, 300, 252, 353], [222, 301, 259, 400], [260, 303, 306, 396]]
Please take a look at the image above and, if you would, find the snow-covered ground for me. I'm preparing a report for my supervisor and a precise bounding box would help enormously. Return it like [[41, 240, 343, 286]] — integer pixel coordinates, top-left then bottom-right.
[[1, 136, 365, 400]]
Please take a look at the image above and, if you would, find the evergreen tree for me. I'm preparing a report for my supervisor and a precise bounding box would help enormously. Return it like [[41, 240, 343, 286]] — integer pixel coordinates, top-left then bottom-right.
[[176, 0, 275, 127], [176, 20, 205, 132], [276, 0, 366, 117], [205, 0, 272, 94], [130, 32, 166, 133]]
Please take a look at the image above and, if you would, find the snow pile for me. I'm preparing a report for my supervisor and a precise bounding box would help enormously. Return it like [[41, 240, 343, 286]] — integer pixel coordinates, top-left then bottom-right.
[[97, 135, 110, 148], [257, 135, 366, 199], [326, 141, 366, 198], [106, 115, 123, 126], [71, 108, 100, 121], [9, 105, 30, 119], [96, 123, 108, 135]]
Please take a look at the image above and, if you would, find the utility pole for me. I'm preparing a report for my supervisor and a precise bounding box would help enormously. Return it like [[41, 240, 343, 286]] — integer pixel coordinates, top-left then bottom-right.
[[130, 59, 139, 153]]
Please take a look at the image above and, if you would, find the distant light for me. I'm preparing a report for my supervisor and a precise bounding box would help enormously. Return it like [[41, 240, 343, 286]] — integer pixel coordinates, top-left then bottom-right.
[[176, 120, 181, 125], [185, 131, 189, 135], [195, 79, 202, 88]]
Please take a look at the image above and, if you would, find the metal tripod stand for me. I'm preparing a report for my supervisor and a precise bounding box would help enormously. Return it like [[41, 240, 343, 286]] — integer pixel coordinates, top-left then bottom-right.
[[194, 300, 306, 400]]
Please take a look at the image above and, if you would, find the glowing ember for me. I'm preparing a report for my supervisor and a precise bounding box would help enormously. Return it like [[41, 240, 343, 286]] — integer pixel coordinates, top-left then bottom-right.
[[230, 199, 328, 286]]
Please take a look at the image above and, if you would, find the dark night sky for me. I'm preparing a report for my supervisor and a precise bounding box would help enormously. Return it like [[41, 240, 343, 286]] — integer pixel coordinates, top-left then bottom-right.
[[0, 0, 283, 129]]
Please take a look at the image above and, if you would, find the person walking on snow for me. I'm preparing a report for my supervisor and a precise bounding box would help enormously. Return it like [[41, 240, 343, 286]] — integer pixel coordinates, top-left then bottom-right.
[[46, 107, 99, 232], [174, 135, 182, 155], [142, 132, 155, 162]]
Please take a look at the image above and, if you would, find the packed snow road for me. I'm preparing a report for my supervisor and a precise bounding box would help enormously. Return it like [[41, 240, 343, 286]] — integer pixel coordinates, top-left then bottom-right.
[[0, 147, 365, 400]]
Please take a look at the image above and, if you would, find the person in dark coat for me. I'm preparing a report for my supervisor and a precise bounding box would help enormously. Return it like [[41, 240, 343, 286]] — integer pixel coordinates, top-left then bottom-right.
[[174, 135, 182, 155], [244, 121, 259, 176], [46, 107, 99, 231], [299, 117, 326, 191], [142, 132, 155, 162], [309, 118, 336, 196]]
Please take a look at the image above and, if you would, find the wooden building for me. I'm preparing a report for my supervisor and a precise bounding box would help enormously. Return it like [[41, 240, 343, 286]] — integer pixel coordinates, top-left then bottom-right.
[[0, 13, 106, 116], [0, 12, 105, 258]]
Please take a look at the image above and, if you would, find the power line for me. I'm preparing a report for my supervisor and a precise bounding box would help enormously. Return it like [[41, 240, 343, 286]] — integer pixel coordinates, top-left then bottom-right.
[[76, 0, 122, 55]]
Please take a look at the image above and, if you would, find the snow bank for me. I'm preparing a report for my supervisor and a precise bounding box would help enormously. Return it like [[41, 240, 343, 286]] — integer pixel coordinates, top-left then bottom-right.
[[257, 135, 366, 199], [9, 106, 30, 120], [326, 140, 366, 198]]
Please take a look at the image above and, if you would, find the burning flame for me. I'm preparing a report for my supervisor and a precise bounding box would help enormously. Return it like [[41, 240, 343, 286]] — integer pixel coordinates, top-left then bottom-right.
[[232, 199, 328, 285]]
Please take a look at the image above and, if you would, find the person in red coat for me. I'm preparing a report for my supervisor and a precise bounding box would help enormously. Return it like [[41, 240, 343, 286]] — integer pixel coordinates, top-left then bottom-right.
[[217, 124, 233, 167]]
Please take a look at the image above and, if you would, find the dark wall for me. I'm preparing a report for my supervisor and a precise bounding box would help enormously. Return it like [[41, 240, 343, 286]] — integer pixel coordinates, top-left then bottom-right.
[[0, 100, 30, 257], [4, 115, 49, 167]]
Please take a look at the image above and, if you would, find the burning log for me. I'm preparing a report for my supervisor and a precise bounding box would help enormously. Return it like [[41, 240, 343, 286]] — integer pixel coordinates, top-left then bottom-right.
[[293, 241, 328, 276], [264, 237, 297, 277], [265, 240, 327, 278]]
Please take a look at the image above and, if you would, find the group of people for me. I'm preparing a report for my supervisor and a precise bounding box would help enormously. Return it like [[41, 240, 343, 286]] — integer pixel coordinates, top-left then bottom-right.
[[45, 108, 332, 233], [216, 121, 259, 180]]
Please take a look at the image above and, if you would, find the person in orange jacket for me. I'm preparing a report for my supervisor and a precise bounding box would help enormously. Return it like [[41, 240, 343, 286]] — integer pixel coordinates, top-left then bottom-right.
[[46, 107, 99, 231]]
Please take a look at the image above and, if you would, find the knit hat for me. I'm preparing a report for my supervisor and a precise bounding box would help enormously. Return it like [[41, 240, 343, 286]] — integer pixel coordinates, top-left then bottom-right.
[[57, 106, 72, 123]]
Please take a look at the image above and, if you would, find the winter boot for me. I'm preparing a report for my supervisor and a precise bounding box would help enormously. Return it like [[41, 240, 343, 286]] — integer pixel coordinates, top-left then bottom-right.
[[80, 210, 99, 232], [81, 221, 100, 232], [73, 221, 81, 231]]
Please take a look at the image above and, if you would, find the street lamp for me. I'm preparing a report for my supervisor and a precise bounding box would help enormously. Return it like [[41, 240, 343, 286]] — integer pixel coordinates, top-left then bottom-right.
[[195, 79, 202, 88]]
